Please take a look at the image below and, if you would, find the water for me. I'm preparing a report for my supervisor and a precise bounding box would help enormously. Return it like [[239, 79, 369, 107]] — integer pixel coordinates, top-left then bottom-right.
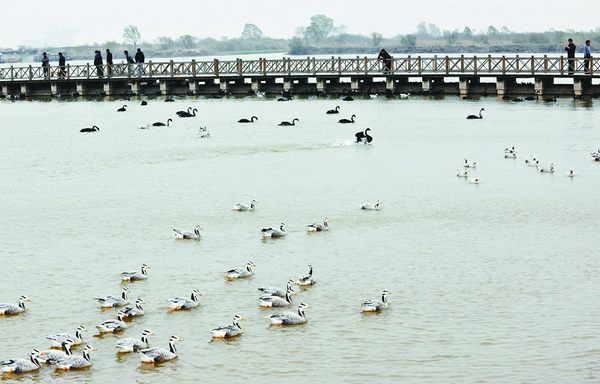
[[1, 95, 599, 383]]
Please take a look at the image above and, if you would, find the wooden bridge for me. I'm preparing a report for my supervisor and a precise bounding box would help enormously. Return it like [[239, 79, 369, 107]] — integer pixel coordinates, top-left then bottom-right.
[[0, 55, 598, 98]]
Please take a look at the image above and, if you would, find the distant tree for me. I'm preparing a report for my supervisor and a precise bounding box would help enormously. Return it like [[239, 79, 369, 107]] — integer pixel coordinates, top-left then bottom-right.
[[157, 36, 174, 50], [444, 30, 459, 44], [288, 37, 309, 55], [178, 35, 196, 49], [487, 25, 498, 35], [304, 14, 335, 44], [400, 34, 417, 47], [241, 23, 264, 39], [462, 27, 473, 38], [123, 25, 141, 48], [416, 21, 441, 38], [500, 26, 510, 34], [371, 32, 383, 47]]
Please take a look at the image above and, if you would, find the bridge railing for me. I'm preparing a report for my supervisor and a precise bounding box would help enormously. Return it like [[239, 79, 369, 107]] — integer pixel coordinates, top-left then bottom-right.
[[0, 56, 596, 82]]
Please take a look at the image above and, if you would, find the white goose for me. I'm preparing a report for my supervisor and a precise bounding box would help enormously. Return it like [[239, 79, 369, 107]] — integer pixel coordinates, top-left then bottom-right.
[[47, 325, 86, 348], [120, 264, 149, 282], [38, 340, 73, 364], [233, 199, 258, 212], [95, 313, 127, 333], [116, 329, 152, 353], [567, 168, 575, 178], [538, 163, 555, 173], [360, 200, 381, 210], [55, 345, 95, 370], [525, 156, 539, 167], [361, 290, 391, 312], [307, 217, 331, 232], [95, 287, 129, 308], [0, 295, 31, 316], [211, 315, 244, 339], [140, 336, 181, 363], [258, 280, 295, 298], [259, 289, 293, 308], [504, 152, 517, 159], [296, 265, 316, 286], [267, 303, 308, 325], [456, 169, 469, 178], [463, 159, 477, 168], [261, 223, 286, 239], [167, 289, 202, 310], [469, 177, 480, 184], [1, 349, 41, 373], [225, 261, 255, 280], [120, 298, 145, 318], [173, 225, 203, 240]]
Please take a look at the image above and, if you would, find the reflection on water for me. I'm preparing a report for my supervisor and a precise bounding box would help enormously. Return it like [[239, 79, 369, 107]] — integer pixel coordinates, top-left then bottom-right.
[[1, 95, 599, 383]]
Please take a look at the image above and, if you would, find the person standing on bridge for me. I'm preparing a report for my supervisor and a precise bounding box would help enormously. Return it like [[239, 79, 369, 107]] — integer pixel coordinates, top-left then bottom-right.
[[135, 48, 145, 77], [58, 52, 66, 79], [378, 48, 392, 74], [564, 38, 576, 75], [41, 52, 49, 79], [94, 50, 104, 78], [124, 50, 135, 76], [583, 40, 592, 74], [106, 49, 113, 77]]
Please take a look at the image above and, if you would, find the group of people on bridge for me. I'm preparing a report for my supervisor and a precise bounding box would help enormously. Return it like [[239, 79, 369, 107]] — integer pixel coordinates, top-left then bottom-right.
[[564, 38, 592, 74], [40, 48, 146, 79]]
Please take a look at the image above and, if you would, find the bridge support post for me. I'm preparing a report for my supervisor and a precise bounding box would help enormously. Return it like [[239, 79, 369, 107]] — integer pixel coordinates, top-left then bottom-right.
[[159, 80, 169, 95], [219, 79, 228, 93], [130, 82, 141, 95], [534, 77, 552, 96], [251, 79, 260, 93], [283, 79, 291, 92], [386, 77, 395, 92], [50, 82, 59, 96], [351, 78, 360, 92], [76, 82, 87, 96], [188, 80, 199, 95], [421, 77, 431, 93], [459, 77, 470, 97], [103, 82, 114, 96], [496, 77, 515, 97], [1, 84, 7, 96], [316, 78, 326, 93], [573, 77, 591, 97], [20, 84, 29, 96]]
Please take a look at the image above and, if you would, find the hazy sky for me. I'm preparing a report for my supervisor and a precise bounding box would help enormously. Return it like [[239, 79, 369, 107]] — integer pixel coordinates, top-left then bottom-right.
[[2, 0, 599, 48]]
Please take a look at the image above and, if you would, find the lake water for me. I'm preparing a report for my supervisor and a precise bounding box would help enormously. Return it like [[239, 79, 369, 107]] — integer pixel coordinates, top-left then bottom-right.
[[1, 94, 599, 383]]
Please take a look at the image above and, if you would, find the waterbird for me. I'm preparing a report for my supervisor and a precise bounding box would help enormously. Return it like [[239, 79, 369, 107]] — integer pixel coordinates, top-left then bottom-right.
[[0, 295, 31, 315], [469, 177, 480, 184], [307, 217, 331, 232], [47, 325, 86, 348], [153, 118, 172, 126], [115, 329, 152, 353], [343, 95, 354, 101], [1, 349, 41, 373], [360, 200, 382, 210], [95, 287, 129, 308], [326, 106, 340, 114], [354, 128, 373, 144], [463, 159, 477, 168], [54, 345, 96, 370], [225, 261, 255, 280], [466, 108, 484, 119], [38, 340, 73, 364], [267, 303, 308, 325], [338, 114, 356, 124], [261, 223, 286, 239], [139, 336, 181, 363], [176, 107, 192, 116], [117, 105, 127, 112], [121, 264, 149, 282], [120, 298, 146, 318], [525, 156, 539, 167], [259, 289, 293, 308], [233, 199, 258, 212], [538, 163, 555, 173], [567, 168, 575, 178], [456, 169, 469, 178], [211, 315, 244, 339], [504, 146, 516, 154], [279, 118, 299, 126], [258, 280, 295, 298], [361, 290, 390, 312], [141, 100, 148, 106], [179, 108, 197, 117], [399, 92, 410, 99], [165, 96, 175, 102], [167, 289, 202, 310], [504, 152, 517, 159], [238, 116, 258, 123], [296, 265, 316, 286], [80, 125, 100, 133], [95, 312, 127, 333], [173, 225, 202, 240]]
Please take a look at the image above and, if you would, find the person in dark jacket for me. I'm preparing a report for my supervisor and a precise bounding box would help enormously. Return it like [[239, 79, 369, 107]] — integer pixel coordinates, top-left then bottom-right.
[[94, 50, 104, 78], [378, 48, 392, 74], [58, 52, 66, 79], [41, 52, 50, 79], [135, 48, 145, 76], [106, 49, 113, 77], [565, 38, 576, 75]]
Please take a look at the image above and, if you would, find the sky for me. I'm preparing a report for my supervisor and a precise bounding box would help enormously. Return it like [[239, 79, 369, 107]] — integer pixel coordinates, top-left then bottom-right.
[[2, 0, 599, 48]]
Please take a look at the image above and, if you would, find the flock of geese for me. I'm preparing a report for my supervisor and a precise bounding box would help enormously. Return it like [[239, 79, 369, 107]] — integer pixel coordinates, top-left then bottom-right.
[[79, 99, 376, 145], [1, 199, 388, 375]]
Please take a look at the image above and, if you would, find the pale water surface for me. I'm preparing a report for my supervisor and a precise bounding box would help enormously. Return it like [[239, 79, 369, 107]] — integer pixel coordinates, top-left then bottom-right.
[[1, 95, 599, 383]]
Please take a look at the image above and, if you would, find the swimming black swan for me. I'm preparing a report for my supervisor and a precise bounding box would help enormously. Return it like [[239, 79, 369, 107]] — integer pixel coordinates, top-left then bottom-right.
[[176, 107, 192, 116], [153, 118, 173, 127], [466, 108, 484, 119], [355, 128, 373, 143], [278, 118, 299, 126], [117, 105, 127, 112], [326, 106, 340, 114], [343, 95, 354, 101], [141, 100, 148, 106], [339, 114, 356, 124], [179, 108, 197, 118], [80, 125, 100, 133], [277, 91, 292, 101], [238, 116, 258, 123], [165, 96, 175, 102]]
